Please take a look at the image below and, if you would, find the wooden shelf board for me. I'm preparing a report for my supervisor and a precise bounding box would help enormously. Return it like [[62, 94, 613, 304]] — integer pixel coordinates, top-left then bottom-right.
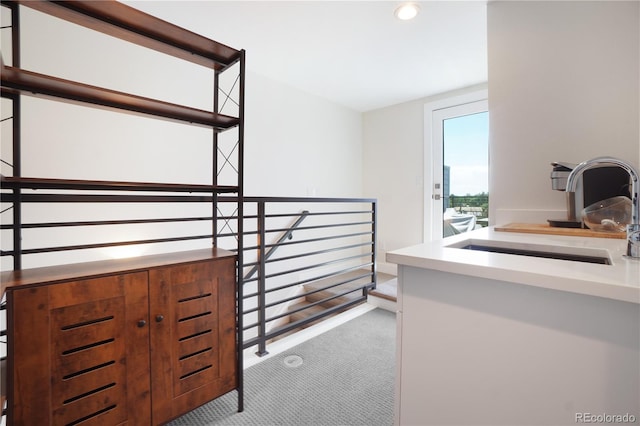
[[17, 0, 241, 70], [1, 65, 239, 130], [1, 176, 238, 193]]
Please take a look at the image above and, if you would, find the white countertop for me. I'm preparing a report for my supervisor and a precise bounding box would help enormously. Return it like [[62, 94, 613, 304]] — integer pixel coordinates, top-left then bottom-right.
[[386, 226, 640, 304]]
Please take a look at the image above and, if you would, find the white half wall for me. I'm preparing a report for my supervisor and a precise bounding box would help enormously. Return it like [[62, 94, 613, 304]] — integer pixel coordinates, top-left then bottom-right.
[[488, 0, 640, 224]]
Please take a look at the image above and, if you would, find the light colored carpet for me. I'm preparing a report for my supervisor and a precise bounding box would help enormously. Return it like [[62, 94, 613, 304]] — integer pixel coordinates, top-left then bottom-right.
[[168, 308, 396, 426]]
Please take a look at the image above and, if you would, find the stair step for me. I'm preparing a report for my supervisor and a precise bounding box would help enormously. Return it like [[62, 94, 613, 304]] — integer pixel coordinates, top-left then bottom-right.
[[304, 269, 373, 290], [287, 302, 326, 323], [268, 301, 351, 343], [304, 287, 364, 307], [268, 269, 380, 343], [369, 277, 397, 302]]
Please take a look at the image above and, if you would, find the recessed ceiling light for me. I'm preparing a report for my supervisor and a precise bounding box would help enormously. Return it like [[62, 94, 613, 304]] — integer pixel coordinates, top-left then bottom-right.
[[394, 3, 420, 21]]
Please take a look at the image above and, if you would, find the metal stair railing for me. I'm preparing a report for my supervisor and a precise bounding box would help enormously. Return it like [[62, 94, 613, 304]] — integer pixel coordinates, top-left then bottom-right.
[[216, 196, 377, 357]]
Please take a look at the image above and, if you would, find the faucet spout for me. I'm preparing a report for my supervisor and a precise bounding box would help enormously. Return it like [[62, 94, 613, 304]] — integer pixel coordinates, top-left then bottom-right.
[[566, 156, 640, 229]]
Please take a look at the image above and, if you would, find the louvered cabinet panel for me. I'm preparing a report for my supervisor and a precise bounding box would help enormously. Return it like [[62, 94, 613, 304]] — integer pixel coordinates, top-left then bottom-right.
[[8, 272, 151, 426], [50, 298, 127, 425], [149, 257, 237, 425]]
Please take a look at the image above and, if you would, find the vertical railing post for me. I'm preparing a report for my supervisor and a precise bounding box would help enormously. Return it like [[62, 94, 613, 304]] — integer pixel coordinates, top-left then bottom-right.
[[255, 200, 269, 356], [236, 49, 246, 412], [370, 200, 377, 291]]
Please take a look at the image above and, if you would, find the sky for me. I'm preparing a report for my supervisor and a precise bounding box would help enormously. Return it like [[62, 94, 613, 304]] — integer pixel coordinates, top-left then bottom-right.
[[443, 111, 489, 196]]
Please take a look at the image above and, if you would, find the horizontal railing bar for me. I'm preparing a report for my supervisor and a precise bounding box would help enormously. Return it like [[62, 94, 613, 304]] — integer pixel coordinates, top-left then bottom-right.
[[240, 242, 371, 270], [224, 219, 373, 237], [265, 273, 373, 313], [241, 210, 373, 221], [300, 210, 373, 216], [242, 296, 367, 348], [241, 264, 373, 301], [0, 216, 214, 229], [263, 261, 373, 294], [240, 223, 372, 238], [1, 194, 217, 203], [261, 253, 372, 283], [241, 278, 258, 286], [262, 268, 373, 299], [242, 320, 259, 331], [262, 243, 373, 265], [219, 195, 376, 204], [215, 232, 240, 239], [244, 277, 372, 326], [0, 234, 212, 256], [241, 292, 258, 301], [300, 271, 374, 299], [266, 231, 373, 248], [242, 220, 373, 237], [242, 284, 366, 331], [242, 230, 372, 252], [265, 285, 370, 323]]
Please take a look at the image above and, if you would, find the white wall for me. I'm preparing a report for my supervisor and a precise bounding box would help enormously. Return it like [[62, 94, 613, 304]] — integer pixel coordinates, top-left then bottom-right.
[[1, 6, 362, 270], [363, 99, 423, 275], [488, 0, 640, 224], [363, 85, 487, 274], [245, 72, 362, 198]]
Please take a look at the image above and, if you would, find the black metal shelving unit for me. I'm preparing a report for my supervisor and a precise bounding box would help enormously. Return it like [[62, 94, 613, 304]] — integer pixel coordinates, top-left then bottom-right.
[[0, 0, 245, 415]]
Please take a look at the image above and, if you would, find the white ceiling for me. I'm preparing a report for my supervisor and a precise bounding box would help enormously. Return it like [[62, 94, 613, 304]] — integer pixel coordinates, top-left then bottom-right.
[[126, 1, 488, 112]]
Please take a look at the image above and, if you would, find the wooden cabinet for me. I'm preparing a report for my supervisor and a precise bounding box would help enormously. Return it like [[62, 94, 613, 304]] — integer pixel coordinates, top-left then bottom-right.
[[3, 248, 236, 425]]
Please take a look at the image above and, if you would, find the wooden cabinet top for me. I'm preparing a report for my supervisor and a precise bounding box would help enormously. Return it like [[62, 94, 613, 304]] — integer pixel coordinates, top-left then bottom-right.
[[1, 248, 236, 294]]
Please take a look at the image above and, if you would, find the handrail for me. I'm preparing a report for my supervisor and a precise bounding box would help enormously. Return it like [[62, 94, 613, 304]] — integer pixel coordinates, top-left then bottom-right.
[[243, 210, 309, 281]]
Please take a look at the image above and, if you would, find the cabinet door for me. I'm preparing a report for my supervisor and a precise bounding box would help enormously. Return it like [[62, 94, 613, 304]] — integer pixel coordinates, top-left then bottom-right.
[[149, 258, 237, 424], [8, 272, 151, 425]]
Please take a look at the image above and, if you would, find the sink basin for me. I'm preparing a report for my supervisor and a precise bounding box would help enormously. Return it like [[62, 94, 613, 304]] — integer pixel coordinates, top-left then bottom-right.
[[447, 239, 611, 265]]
